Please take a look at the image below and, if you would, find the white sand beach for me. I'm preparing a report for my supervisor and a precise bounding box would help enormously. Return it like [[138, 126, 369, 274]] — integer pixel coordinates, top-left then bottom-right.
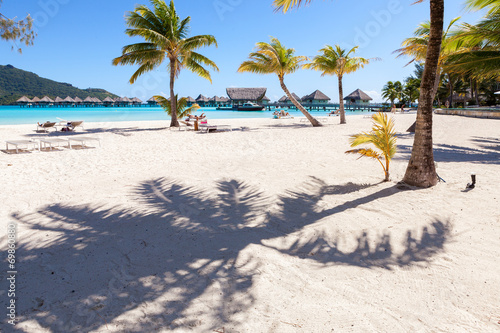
[[1, 114, 499, 332]]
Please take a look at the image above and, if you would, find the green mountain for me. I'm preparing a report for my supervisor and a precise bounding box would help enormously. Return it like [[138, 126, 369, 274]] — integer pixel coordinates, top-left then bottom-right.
[[0, 64, 119, 105]]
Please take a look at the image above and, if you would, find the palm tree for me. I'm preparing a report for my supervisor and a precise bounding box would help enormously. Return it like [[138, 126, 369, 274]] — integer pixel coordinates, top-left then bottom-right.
[[403, 77, 421, 107], [381, 81, 403, 107], [402, 0, 444, 187], [112, 0, 218, 127], [304, 45, 375, 124], [345, 112, 397, 182], [153, 94, 200, 119], [444, 2, 500, 79], [238, 37, 321, 126], [273, 0, 444, 187]]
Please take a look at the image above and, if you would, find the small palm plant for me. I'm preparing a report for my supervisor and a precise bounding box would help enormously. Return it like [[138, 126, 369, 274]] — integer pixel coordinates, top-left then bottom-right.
[[153, 95, 200, 119], [345, 112, 397, 181]]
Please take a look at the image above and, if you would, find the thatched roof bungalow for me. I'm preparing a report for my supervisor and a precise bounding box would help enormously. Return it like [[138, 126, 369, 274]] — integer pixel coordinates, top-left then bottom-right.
[[74, 97, 83, 105], [31, 96, 41, 105], [39, 96, 54, 106], [54, 97, 64, 105], [17, 96, 32, 106], [262, 95, 270, 104], [302, 90, 330, 104], [278, 93, 301, 104], [196, 94, 209, 106], [344, 89, 373, 105], [103, 97, 114, 106], [226, 88, 267, 106], [62, 96, 75, 105], [131, 97, 142, 106], [83, 96, 94, 106], [147, 96, 158, 106]]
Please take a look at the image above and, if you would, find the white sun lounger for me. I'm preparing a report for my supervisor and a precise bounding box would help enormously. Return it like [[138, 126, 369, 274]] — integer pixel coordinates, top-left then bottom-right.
[[67, 136, 101, 149], [5, 140, 39, 154], [38, 138, 70, 151], [199, 124, 232, 133]]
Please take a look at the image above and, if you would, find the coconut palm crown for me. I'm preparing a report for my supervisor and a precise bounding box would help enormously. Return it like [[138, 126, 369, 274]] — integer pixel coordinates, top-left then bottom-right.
[[238, 37, 321, 126], [112, 0, 218, 127], [153, 95, 200, 119], [304, 45, 375, 124]]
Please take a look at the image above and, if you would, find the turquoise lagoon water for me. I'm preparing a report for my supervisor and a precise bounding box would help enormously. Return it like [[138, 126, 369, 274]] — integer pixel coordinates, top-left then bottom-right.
[[0, 106, 374, 125]]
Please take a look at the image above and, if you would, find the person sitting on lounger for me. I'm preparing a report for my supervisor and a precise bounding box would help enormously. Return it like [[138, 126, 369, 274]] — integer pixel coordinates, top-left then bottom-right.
[[279, 110, 290, 117], [328, 110, 339, 116]]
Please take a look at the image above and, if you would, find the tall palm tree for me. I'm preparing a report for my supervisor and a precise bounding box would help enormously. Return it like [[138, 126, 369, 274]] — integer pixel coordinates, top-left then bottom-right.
[[238, 37, 321, 126], [112, 0, 218, 127], [402, 0, 444, 187], [304, 45, 375, 124], [273, 0, 444, 187], [381, 81, 403, 107]]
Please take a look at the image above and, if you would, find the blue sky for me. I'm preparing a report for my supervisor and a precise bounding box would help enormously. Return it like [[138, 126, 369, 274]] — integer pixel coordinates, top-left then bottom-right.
[[0, 0, 483, 103]]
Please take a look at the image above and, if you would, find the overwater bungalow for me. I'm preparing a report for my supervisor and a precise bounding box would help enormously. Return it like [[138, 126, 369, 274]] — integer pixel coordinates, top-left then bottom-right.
[[262, 96, 271, 105], [17, 96, 32, 107], [131, 97, 143, 106], [93, 97, 102, 106], [83, 96, 94, 107], [301, 90, 330, 105], [147, 97, 158, 106], [39, 96, 54, 107], [74, 96, 83, 107], [62, 96, 75, 107], [226, 88, 267, 107], [278, 93, 301, 105], [210, 96, 228, 107], [344, 89, 373, 106], [31, 96, 41, 107], [196, 94, 209, 107], [102, 97, 114, 107], [185, 96, 196, 107], [54, 96, 64, 107]]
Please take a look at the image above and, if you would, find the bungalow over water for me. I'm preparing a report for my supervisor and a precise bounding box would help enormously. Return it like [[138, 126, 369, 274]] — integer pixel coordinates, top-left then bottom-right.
[[344, 89, 373, 106], [301, 90, 330, 105], [16, 95, 143, 107], [226, 88, 267, 107], [278, 93, 301, 106]]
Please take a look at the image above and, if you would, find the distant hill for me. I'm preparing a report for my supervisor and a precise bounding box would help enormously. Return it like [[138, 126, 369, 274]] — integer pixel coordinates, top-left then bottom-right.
[[0, 64, 119, 105]]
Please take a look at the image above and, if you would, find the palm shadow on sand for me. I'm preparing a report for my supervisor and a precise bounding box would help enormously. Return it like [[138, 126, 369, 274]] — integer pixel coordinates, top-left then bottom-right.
[[7, 177, 451, 332]]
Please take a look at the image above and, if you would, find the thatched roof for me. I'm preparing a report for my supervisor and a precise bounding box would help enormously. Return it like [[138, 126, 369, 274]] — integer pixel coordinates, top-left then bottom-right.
[[103, 97, 114, 103], [196, 94, 209, 102], [121, 97, 132, 103], [185, 96, 196, 102], [302, 90, 330, 101], [344, 89, 373, 101], [74, 97, 83, 103], [93, 97, 102, 103], [262, 95, 270, 101], [147, 96, 158, 102], [39, 96, 54, 103], [278, 93, 301, 102], [226, 88, 267, 101], [55, 97, 64, 103], [83, 96, 94, 103], [31, 96, 41, 102], [17, 96, 32, 103], [211, 96, 225, 102], [132, 97, 142, 103], [63, 96, 75, 103]]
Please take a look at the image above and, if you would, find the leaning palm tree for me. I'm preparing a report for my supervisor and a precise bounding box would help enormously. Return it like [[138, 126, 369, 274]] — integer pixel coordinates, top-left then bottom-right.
[[238, 37, 321, 126], [345, 112, 397, 182], [153, 94, 200, 119], [112, 0, 218, 127], [303, 45, 375, 124]]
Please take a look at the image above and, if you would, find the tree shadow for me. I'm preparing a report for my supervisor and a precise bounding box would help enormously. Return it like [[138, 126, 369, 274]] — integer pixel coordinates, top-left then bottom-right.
[[6, 177, 452, 331], [470, 136, 500, 153], [395, 143, 500, 165]]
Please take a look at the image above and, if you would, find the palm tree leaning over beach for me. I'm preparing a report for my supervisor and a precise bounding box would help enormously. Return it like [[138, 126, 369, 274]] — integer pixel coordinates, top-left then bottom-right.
[[273, 0, 444, 188], [112, 0, 218, 127], [304, 45, 375, 124], [238, 37, 321, 127]]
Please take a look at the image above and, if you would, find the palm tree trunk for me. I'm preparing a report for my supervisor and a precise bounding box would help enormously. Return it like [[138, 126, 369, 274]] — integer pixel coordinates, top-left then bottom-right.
[[169, 60, 179, 127], [474, 80, 479, 105], [279, 76, 321, 127], [402, 0, 443, 188], [338, 75, 346, 124]]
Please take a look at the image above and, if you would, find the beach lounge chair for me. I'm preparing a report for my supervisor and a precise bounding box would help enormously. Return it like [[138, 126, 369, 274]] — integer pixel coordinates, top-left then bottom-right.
[[36, 122, 57, 132], [67, 136, 101, 149], [199, 123, 232, 133], [38, 138, 70, 151], [5, 140, 39, 154], [57, 118, 85, 132]]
